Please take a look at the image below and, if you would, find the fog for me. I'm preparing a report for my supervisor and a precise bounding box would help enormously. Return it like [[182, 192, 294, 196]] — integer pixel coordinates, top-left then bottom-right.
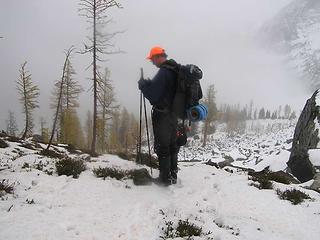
[[0, 0, 308, 131]]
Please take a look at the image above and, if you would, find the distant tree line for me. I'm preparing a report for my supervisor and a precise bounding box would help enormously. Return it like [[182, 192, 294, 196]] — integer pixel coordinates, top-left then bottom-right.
[[219, 103, 297, 121], [217, 102, 297, 135]]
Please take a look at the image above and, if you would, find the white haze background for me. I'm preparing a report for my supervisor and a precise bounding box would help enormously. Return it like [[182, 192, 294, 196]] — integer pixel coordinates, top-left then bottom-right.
[[0, 0, 307, 131]]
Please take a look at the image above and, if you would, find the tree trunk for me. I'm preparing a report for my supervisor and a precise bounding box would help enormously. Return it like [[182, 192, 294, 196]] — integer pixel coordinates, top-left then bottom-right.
[[22, 69, 29, 139], [91, 0, 97, 156]]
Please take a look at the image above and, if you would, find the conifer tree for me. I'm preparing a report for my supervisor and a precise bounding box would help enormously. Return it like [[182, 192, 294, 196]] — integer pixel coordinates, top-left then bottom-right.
[[62, 59, 83, 110], [6, 111, 18, 137], [16, 62, 40, 139], [284, 104, 292, 119], [79, 0, 122, 155], [40, 117, 49, 143], [258, 108, 266, 119], [59, 59, 83, 144], [60, 110, 85, 148], [118, 107, 130, 152], [96, 68, 118, 153], [85, 110, 93, 150], [108, 110, 120, 152], [254, 109, 257, 120], [266, 110, 271, 119], [289, 111, 297, 120], [202, 84, 217, 147]]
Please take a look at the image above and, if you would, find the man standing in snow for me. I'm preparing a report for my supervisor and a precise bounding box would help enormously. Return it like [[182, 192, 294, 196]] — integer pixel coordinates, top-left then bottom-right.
[[138, 46, 179, 186]]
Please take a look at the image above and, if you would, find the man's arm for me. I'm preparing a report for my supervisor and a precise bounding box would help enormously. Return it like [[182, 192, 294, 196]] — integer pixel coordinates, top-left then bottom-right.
[[140, 68, 167, 105]]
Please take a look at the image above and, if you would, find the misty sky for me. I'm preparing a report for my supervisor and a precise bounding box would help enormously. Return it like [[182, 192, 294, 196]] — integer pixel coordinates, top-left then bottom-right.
[[0, 0, 308, 131]]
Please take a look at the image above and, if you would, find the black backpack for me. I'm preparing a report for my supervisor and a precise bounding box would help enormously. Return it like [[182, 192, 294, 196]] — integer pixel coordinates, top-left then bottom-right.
[[163, 60, 203, 119]]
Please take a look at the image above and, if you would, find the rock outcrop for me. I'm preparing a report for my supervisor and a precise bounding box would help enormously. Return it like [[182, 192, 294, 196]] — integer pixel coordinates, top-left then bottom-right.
[[287, 89, 320, 182]]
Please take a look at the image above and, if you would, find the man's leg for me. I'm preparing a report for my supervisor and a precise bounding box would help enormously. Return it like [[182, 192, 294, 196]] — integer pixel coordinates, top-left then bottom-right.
[[152, 111, 172, 185], [170, 148, 179, 184]]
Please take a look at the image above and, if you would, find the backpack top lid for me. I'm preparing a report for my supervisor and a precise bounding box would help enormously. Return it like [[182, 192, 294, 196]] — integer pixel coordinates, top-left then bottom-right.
[[181, 64, 203, 82], [161, 60, 203, 81]]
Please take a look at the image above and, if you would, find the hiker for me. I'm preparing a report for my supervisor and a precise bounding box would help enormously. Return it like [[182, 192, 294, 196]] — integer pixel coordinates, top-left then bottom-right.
[[138, 46, 179, 186]]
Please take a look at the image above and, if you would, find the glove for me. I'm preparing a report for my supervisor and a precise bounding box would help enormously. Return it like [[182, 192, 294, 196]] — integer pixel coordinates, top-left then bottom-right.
[[138, 78, 150, 90]]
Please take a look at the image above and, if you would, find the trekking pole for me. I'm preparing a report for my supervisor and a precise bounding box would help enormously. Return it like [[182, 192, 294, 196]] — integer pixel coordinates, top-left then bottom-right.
[[140, 68, 153, 175], [143, 92, 153, 176], [137, 85, 143, 164]]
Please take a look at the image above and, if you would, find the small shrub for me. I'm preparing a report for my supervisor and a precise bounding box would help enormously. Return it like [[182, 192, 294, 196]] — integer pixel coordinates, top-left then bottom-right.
[[176, 219, 203, 238], [0, 139, 9, 148], [22, 162, 30, 169], [161, 221, 175, 239], [257, 178, 273, 189], [55, 157, 86, 178], [26, 198, 35, 204], [117, 152, 132, 160], [35, 161, 44, 171], [65, 144, 79, 154], [276, 188, 311, 205], [0, 180, 14, 197], [44, 169, 54, 175], [93, 167, 129, 180], [12, 148, 24, 157], [90, 151, 99, 157], [248, 168, 299, 189], [267, 171, 299, 184], [223, 155, 234, 162], [160, 219, 209, 239], [134, 153, 158, 169], [6, 136, 21, 143], [0, 131, 7, 138], [249, 175, 273, 190], [40, 149, 64, 159]]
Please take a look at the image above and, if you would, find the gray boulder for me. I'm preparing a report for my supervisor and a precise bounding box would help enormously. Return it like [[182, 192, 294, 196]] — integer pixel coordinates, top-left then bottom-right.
[[32, 134, 43, 143], [0, 139, 8, 148], [79, 154, 91, 162], [310, 173, 320, 191], [131, 168, 152, 186], [287, 89, 319, 182]]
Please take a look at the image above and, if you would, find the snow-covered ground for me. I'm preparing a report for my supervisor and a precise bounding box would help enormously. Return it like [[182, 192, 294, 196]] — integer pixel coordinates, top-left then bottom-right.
[[1, 120, 320, 240]]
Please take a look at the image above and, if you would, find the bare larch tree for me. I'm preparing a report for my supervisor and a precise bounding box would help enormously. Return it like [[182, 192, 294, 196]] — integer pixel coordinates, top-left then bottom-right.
[[55, 58, 83, 143], [79, 0, 122, 155], [96, 67, 118, 152], [47, 47, 74, 150], [63, 59, 83, 110], [16, 62, 40, 139]]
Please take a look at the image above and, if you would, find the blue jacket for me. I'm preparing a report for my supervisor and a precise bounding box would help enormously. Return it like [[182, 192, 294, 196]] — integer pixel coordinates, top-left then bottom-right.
[[141, 59, 178, 109]]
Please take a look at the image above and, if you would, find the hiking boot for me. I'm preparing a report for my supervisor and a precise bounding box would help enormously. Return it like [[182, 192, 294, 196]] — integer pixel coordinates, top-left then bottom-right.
[[170, 170, 178, 184], [153, 169, 173, 186], [153, 176, 172, 186], [170, 177, 177, 185]]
